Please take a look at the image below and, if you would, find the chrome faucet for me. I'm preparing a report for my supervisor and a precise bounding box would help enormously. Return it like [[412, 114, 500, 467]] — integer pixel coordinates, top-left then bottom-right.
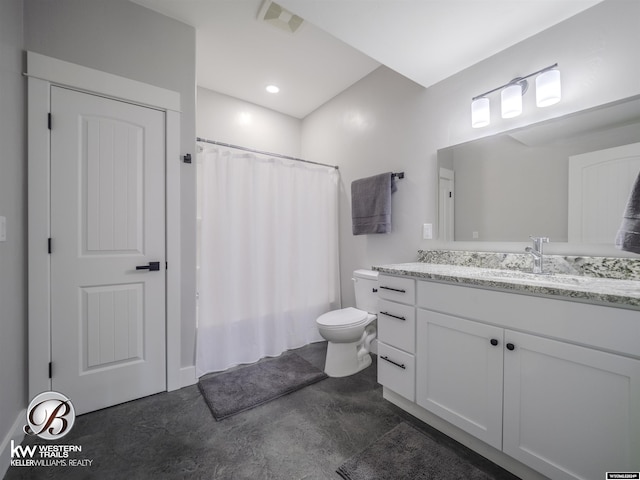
[[525, 236, 549, 274]]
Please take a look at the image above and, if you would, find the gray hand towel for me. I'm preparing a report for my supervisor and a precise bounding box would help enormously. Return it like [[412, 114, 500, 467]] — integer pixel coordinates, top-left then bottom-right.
[[615, 170, 640, 254], [351, 172, 397, 235]]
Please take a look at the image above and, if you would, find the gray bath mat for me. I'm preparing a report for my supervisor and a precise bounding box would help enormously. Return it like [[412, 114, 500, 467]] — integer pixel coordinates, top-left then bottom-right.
[[337, 422, 493, 480], [198, 351, 327, 420]]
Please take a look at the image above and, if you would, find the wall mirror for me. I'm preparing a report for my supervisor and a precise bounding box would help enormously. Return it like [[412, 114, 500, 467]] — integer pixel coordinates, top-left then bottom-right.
[[438, 95, 640, 244]]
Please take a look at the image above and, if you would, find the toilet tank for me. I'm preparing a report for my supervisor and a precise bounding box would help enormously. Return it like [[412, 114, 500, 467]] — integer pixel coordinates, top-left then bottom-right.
[[353, 269, 379, 314]]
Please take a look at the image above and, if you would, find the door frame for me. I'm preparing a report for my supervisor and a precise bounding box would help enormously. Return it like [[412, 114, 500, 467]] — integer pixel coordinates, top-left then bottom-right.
[[438, 167, 454, 241], [27, 51, 183, 400]]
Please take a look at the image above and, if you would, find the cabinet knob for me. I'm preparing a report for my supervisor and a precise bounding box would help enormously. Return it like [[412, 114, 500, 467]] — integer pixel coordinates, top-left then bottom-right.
[[506, 343, 515, 351], [490, 338, 499, 346]]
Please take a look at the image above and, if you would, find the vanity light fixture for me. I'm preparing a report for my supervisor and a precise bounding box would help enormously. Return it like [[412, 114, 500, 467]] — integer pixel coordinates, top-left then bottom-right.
[[471, 63, 560, 128]]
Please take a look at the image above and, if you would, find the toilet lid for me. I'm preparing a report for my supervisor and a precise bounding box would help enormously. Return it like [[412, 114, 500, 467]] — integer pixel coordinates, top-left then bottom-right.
[[317, 307, 369, 328]]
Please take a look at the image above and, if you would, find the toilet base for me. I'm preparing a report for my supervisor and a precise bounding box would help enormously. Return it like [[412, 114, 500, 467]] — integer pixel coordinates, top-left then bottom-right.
[[324, 341, 372, 378]]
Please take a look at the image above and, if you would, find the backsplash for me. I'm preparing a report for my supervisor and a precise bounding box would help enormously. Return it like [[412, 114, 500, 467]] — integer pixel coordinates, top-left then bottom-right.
[[417, 250, 640, 281]]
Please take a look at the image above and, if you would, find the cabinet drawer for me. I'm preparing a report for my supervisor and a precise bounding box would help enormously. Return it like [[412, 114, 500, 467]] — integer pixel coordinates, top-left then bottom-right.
[[377, 275, 415, 304], [378, 342, 415, 401], [378, 299, 415, 354]]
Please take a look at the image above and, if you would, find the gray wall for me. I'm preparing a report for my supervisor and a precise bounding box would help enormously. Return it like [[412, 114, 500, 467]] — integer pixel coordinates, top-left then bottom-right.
[[197, 87, 302, 157], [24, 0, 198, 368], [0, 0, 27, 470], [301, 0, 640, 306], [302, 66, 431, 307]]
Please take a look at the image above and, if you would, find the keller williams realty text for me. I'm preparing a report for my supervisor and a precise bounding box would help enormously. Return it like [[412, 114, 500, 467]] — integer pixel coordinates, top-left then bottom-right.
[[10, 459, 93, 467]]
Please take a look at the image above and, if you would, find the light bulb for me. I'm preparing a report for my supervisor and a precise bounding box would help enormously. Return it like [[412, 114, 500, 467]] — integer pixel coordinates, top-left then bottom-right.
[[471, 97, 490, 128], [536, 69, 561, 107], [501, 84, 522, 118]]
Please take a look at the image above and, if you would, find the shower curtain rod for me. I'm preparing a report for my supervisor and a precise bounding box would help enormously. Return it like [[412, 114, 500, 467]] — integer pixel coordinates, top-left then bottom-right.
[[196, 137, 339, 170]]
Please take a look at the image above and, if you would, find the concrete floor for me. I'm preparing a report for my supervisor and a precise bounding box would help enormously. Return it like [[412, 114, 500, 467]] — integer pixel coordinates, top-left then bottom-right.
[[4, 342, 519, 480]]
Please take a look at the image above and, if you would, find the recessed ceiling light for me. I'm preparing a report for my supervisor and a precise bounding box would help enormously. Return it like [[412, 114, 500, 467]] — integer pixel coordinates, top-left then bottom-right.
[[266, 85, 280, 94]]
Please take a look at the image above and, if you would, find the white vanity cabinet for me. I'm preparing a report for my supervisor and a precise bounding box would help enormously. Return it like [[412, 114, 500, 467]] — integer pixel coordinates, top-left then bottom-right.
[[414, 280, 640, 480], [376, 274, 416, 401]]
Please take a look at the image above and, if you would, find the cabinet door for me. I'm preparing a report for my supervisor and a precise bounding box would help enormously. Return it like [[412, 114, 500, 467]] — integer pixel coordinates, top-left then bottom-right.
[[416, 309, 504, 449], [503, 330, 640, 480]]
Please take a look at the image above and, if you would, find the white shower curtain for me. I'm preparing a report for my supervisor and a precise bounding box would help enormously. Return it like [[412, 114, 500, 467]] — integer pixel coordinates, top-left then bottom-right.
[[196, 147, 341, 376]]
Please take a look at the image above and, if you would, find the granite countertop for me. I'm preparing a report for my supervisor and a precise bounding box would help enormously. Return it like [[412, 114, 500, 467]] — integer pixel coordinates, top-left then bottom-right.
[[373, 262, 640, 310]]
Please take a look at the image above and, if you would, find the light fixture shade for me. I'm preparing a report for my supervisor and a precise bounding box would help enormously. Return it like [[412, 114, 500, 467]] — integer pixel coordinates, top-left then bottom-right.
[[471, 97, 490, 128], [536, 69, 561, 107], [501, 84, 522, 118]]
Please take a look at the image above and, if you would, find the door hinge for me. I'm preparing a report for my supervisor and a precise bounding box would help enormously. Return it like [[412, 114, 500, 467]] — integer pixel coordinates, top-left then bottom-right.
[[48, 362, 52, 379], [48, 113, 52, 130], [166, 262, 168, 270], [48, 237, 52, 254], [449, 191, 452, 198]]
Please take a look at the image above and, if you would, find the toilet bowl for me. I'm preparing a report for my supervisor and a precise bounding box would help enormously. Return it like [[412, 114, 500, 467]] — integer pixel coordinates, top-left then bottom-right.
[[316, 270, 378, 377]]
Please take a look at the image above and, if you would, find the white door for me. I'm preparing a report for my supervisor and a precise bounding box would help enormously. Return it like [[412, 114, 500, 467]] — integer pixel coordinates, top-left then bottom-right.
[[568, 142, 640, 243], [50, 86, 166, 415], [416, 310, 504, 450], [503, 330, 640, 480], [438, 168, 454, 241]]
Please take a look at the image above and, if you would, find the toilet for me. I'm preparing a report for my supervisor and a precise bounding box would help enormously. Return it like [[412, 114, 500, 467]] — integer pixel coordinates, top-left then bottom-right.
[[316, 269, 378, 377]]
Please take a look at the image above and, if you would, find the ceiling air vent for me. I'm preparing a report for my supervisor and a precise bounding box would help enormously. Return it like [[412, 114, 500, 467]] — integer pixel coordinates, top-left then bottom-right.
[[258, 0, 304, 34]]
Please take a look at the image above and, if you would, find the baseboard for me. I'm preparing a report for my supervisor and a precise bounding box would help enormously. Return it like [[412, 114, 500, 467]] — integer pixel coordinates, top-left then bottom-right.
[[0, 409, 26, 479], [179, 365, 198, 388]]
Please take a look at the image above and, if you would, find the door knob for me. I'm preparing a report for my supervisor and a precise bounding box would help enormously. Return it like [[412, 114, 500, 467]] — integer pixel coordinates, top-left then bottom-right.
[[136, 261, 160, 271]]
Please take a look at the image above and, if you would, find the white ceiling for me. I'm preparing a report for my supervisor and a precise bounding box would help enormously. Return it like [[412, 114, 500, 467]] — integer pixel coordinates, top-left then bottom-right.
[[131, 0, 603, 119], [130, 0, 380, 118]]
